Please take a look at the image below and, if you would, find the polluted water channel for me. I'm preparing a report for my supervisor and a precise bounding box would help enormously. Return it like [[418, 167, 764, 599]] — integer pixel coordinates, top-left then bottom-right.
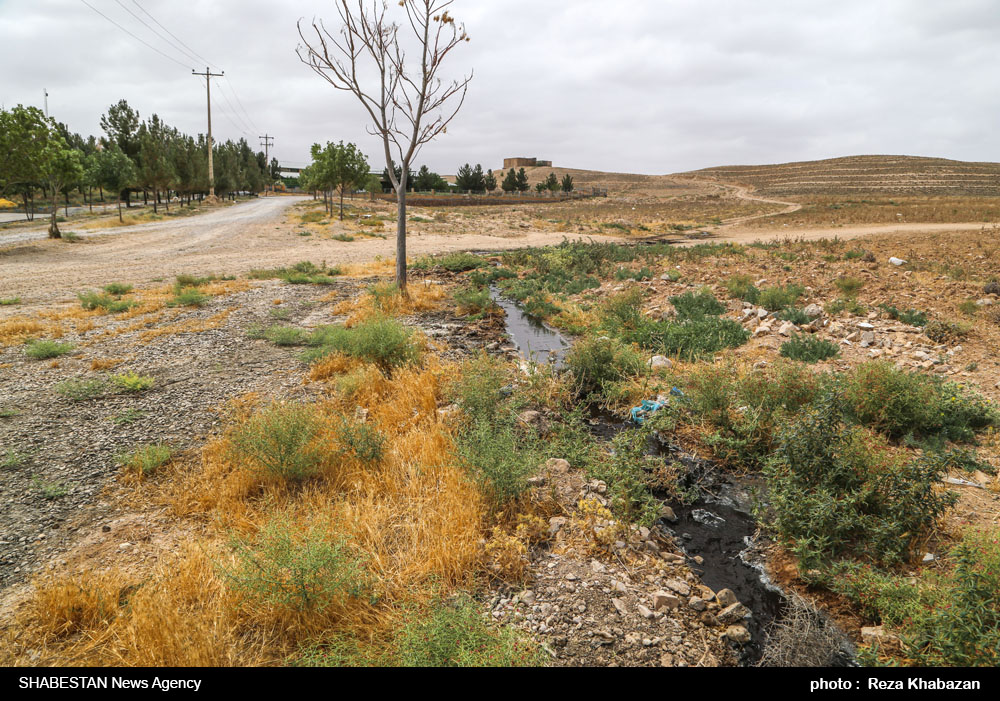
[[489, 287, 570, 368], [494, 293, 856, 667]]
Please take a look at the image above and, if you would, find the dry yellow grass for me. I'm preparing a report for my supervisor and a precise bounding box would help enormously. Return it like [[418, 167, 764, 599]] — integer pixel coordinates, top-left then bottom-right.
[[2, 357, 489, 667], [334, 281, 446, 326], [138, 309, 234, 342], [0, 318, 56, 346]]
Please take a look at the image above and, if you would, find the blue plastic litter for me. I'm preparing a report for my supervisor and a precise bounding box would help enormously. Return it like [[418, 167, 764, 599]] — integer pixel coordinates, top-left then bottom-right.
[[630, 388, 684, 425]]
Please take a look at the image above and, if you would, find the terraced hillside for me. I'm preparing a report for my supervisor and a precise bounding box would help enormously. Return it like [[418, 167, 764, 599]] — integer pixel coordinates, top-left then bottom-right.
[[686, 155, 1000, 197]]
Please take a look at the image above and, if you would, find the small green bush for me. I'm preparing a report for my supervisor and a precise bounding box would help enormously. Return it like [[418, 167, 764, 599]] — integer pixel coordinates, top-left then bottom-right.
[[335, 419, 386, 465], [839, 362, 996, 442], [834, 277, 865, 298], [669, 290, 725, 320], [225, 519, 368, 613], [265, 326, 309, 347], [228, 403, 326, 482], [765, 400, 957, 571], [111, 372, 155, 393], [25, 339, 74, 360], [305, 318, 421, 376], [778, 307, 810, 325], [614, 267, 653, 282], [169, 287, 210, 308], [565, 335, 644, 400], [55, 378, 107, 402], [438, 252, 486, 272], [396, 594, 545, 667], [758, 284, 806, 312], [926, 320, 972, 343], [453, 286, 494, 317], [118, 444, 173, 476], [880, 304, 929, 328], [103, 283, 133, 296], [724, 275, 760, 304], [0, 298, 22, 306], [780, 334, 840, 363], [826, 298, 868, 316]]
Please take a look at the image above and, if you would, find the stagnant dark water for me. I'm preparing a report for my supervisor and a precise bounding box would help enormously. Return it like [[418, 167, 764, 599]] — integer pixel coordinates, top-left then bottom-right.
[[496, 297, 856, 667], [489, 287, 569, 368]]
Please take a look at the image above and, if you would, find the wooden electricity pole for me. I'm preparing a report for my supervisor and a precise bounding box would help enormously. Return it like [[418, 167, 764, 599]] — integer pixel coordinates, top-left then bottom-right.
[[192, 67, 225, 198], [260, 134, 274, 196]]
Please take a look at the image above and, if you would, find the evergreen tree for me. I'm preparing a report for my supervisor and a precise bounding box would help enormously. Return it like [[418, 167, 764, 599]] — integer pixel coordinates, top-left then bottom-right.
[[561, 174, 575, 193], [484, 169, 497, 192], [545, 172, 560, 192], [501, 168, 518, 193], [516, 168, 530, 192]]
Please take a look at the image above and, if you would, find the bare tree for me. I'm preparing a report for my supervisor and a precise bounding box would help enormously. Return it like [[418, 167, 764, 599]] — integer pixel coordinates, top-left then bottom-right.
[[297, 1, 472, 291]]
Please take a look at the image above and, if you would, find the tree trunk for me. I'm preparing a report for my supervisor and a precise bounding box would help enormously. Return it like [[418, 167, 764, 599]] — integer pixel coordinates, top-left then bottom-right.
[[396, 185, 408, 292], [339, 187, 345, 221], [153, 190, 158, 214], [118, 196, 123, 223], [48, 189, 61, 239]]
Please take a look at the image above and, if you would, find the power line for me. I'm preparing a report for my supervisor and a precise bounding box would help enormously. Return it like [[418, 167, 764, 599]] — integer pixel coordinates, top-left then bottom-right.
[[113, 0, 202, 67], [215, 80, 254, 135], [131, 0, 218, 70], [79, 0, 192, 70], [225, 76, 259, 133], [214, 80, 253, 137], [123, 1, 260, 138]]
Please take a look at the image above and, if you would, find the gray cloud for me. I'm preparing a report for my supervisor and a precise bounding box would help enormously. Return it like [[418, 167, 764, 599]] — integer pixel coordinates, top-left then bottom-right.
[[1, 0, 997, 175]]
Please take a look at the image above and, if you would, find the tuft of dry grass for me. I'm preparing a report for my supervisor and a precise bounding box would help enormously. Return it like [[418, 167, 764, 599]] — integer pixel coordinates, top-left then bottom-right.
[[0, 318, 56, 346], [334, 281, 446, 326]]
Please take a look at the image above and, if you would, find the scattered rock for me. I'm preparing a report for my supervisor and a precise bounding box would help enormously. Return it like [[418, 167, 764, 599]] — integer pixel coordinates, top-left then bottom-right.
[[716, 589, 739, 607], [649, 356, 672, 370], [717, 602, 751, 625], [725, 625, 751, 645], [804, 304, 824, 319], [653, 592, 681, 611], [665, 579, 691, 597], [889, 257, 907, 267]]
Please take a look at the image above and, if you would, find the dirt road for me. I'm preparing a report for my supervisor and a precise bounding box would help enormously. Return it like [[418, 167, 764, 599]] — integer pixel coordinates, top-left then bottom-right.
[[2, 194, 992, 307], [0, 196, 620, 307]]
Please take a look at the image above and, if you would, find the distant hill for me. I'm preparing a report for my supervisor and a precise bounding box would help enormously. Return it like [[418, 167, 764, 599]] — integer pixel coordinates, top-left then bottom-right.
[[684, 155, 1000, 197]]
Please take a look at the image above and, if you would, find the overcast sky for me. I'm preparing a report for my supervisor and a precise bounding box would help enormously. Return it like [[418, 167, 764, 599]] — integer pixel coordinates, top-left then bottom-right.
[[2, 0, 998, 175]]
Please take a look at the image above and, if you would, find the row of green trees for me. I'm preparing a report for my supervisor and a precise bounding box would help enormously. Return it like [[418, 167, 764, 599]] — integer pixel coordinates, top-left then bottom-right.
[[299, 141, 372, 220], [0, 100, 274, 238]]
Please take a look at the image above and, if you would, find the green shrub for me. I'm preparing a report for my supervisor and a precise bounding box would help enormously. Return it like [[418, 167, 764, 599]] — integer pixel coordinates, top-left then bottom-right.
[[724, 275, 760, 304], [396, 594, 545, 667], [332, 234, 355, 242], [764, 400, 957, 571], [880, 304, 929, 328], [228, 403, 326, 482], [456, 416, 539, 509], [438, 252, 486, 272], [1, 297, 22, 306], [778, 307, 810, 325], [834, 276, 865, 298], [651, 317, 750, 360], [32, 477, 69, 500], [78, 291, 138, 314], [838, 362, 996, 442], [926, 320, 972, 343], [669, 290, 725, 320], [305, 318, 421, 376], [111, 372, 155, 393], [759, 284, 806, 312], [103, 283, 133, 296], [25, 339, 74, 360], [565, 335, 644, 400], [453, 286, 494, 317], [335, 419, 386, 465], [169, 287, 210, 308], [448, 354, 512, 424], [55, 378, 106, 402], [826, 298, 868, 316], [780, 334, 840, 363], [832, 530, 1000, 667], [118, 444, 173, 476], [175, 274, 215, 288], [265, 326, 309, 347], [614, 267, 653, 282], [225, 519, 368, 613]]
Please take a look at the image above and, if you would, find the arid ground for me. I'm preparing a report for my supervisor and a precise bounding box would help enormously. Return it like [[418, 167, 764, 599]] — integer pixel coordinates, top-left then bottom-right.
[[2, 156, 998, 668]]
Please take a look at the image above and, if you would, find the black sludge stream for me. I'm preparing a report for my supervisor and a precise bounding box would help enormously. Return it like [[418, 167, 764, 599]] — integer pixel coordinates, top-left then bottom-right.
[[495, 293, 856, 667]]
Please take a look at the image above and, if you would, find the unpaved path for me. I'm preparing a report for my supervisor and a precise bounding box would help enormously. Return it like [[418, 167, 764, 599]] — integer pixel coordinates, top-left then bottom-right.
[[0, 196, 623, 307]]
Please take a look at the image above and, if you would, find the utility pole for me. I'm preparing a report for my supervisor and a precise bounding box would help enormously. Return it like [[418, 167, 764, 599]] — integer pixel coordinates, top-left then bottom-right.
[[192, 67, 225, 199], [259, 134, 274, 197]]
